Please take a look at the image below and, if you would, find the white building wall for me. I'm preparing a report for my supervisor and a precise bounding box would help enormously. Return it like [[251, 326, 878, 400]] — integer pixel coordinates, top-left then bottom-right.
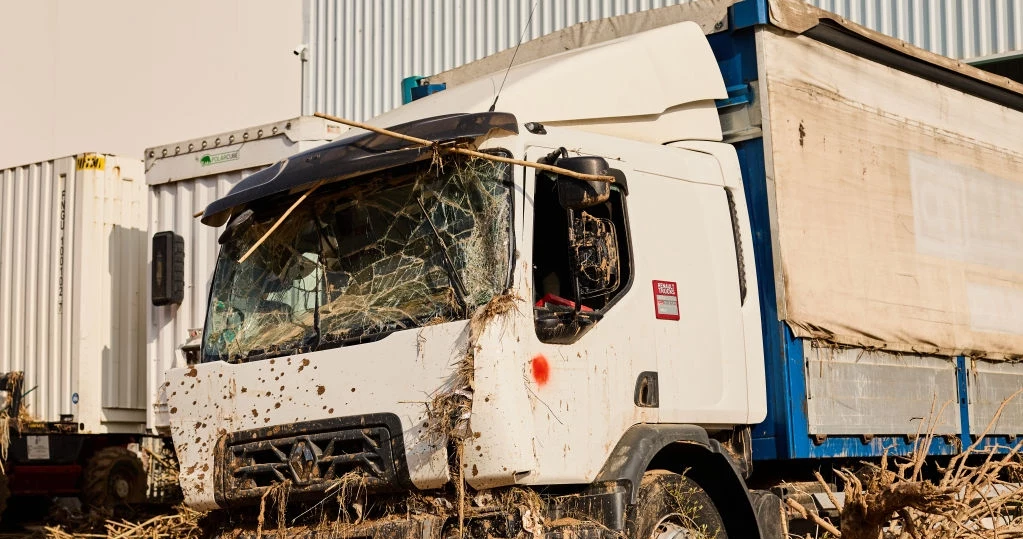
[[0, 1, 303, 170]]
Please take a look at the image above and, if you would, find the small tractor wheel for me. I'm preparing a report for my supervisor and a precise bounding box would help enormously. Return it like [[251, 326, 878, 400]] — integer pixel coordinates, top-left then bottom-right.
[[82, 446, 147, 510], [628, 470, 728, 539]]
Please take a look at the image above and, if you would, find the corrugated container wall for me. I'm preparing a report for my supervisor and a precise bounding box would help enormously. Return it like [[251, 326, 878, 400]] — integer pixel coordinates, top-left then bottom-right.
[[301, 0, 692, 119], [806, 0, 1023, 61], [0, 154, 147, 433], [303, 0, 1023, 120], [145, 116, 346, 433]]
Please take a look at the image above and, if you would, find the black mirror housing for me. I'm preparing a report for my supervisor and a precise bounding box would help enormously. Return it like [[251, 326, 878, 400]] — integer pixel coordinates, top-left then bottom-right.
[[554, 156, 611, 209], [152, 231, 185, 306]]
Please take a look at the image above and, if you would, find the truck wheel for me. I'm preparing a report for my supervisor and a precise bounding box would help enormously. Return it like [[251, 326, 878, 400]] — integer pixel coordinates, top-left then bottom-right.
[[629, 470, 728, 539], [82, 447, 147, 510]]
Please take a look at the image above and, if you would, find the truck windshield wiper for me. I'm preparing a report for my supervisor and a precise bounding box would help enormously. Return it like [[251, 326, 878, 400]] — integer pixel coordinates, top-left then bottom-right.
[[243, 341, 310, 363], [416, 198, 470, 313]]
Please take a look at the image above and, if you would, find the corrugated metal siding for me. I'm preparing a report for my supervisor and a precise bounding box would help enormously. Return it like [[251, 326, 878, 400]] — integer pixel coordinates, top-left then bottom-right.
[[302, 0, 692, 119], [809, 0, 1023, 61], [0, 159, 71, 423], [304, 0, 1022, 119], [0, 156, 146, 430], [79, 158, 147, 417]]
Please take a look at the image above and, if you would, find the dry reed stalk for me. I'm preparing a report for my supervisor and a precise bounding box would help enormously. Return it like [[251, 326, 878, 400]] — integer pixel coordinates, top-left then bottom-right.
[[43, 505, 205, 539], [830, 389, 1023, 539], [311, 113, 616, 184]]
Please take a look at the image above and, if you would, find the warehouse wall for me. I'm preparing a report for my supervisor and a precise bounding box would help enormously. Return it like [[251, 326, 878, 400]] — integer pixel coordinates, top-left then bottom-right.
[[301, 0, 693, 120], [809, 0, 1022, 62], [303, 0, 1023, 121]]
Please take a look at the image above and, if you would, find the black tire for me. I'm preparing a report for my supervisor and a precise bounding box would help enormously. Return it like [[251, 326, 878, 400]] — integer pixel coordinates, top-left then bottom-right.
[[82, 446, 147, 510], [629, 470, 728, 539]]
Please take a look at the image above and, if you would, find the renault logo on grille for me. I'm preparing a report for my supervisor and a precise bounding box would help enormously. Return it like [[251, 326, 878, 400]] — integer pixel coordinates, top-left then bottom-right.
[[288, 439, 321, 484]]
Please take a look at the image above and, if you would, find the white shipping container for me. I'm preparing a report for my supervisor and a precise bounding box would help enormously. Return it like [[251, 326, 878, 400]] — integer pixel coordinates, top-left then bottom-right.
[[0, 154, 147, 433], [145, 116, 347, 432]]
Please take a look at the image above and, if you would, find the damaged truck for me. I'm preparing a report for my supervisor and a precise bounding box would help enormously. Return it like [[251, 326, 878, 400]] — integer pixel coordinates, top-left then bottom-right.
[[165, 0, 1023, 537]]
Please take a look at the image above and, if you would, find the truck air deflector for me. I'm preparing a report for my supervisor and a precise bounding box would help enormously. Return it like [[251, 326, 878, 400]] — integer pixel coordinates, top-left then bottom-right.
[[200, 112, 518, 226]]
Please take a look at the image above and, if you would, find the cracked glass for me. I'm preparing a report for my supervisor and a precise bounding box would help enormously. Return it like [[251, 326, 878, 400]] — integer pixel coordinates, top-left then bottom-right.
[[202, 155, 513, 363]]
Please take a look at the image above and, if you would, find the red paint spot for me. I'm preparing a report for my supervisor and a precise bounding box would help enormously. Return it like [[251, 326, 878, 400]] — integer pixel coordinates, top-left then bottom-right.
[[531, 355, 550, 386]]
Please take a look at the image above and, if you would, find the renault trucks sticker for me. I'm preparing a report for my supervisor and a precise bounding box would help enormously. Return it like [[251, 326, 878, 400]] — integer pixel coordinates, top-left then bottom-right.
[[652, 280, 680, 320]]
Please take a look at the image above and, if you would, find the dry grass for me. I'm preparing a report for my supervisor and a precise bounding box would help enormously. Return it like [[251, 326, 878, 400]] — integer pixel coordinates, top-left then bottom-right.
[[0, 371, 27, 470], [788, 390, 1023, 539], [254, 479, 292, 539], [424, 291, 521, 444], [420, 292, 521, 538], [43, 505, 205, 539]]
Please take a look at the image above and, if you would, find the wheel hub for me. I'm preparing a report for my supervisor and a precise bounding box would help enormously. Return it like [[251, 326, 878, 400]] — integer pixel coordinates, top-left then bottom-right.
[[654, 516, 694, 539], [114, 477, 131, 499]]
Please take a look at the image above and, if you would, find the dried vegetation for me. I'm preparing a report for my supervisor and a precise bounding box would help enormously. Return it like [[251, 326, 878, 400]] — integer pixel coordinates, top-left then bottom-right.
[[43, 506, 205, 539], [788, 390, 1023, 539]]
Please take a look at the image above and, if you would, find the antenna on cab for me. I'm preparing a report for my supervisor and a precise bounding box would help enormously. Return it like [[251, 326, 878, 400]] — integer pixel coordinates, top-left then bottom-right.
[[489, 1, 540, 112]]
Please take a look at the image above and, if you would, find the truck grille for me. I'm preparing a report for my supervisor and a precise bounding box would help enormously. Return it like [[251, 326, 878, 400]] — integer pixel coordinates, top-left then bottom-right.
[[217, 414, 411, 506]]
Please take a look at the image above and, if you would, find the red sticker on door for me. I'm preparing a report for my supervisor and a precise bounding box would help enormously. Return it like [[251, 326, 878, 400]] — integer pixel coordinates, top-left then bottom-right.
[[652, 280, 680, 320]]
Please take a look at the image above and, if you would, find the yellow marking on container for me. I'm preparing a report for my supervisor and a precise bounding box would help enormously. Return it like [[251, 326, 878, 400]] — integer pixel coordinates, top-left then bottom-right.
[[76, 154, 106, 170]]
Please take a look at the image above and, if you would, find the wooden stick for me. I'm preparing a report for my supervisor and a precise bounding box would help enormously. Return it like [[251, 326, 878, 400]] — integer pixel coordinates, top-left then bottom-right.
[[234, 110, 616, 264], [314, 112, 616, 183], [238, 179, 327, 264], [814, 470, 843, 516], [143, 446, 174, 468], [785, 497, 843, 537]]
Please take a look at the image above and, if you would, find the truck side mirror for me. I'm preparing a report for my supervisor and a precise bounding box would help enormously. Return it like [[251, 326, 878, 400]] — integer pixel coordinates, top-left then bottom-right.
[[152, 231, 185, 306], [555, 156, 611, 209]]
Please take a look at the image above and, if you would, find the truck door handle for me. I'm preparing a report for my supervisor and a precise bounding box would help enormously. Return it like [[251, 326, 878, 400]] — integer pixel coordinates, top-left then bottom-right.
[[634, 371, 659, 408]]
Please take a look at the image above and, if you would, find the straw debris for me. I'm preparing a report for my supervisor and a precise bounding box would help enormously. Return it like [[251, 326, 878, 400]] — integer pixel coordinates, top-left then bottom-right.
[[43, 505, 206, 539], [790, 389, 1023, 539], [0, 371, 26, 470], [425, 291, 521, 443]]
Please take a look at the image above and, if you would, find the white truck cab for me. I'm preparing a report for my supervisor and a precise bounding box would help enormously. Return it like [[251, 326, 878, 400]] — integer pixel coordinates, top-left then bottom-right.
[[166, 19, 772, 538], [165, 0, 1023, 532]]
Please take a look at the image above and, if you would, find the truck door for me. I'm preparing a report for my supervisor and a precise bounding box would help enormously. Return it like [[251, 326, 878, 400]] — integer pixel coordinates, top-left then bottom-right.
[[518, 142, 754, 484]]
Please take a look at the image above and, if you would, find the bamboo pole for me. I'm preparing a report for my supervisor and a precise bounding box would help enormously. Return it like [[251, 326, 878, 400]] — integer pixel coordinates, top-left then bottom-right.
[[234, 111, 616, 263], [314, 112, 616, 183], [237, 179, 327, 263]]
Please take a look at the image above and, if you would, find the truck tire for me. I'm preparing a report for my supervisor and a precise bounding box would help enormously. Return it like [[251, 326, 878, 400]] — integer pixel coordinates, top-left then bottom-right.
[[629, 470, 728, 539], [82, 446, 147, 510]]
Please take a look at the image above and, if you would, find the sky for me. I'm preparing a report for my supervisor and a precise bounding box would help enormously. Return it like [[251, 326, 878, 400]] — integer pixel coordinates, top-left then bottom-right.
[[0, 1, 304, 169]]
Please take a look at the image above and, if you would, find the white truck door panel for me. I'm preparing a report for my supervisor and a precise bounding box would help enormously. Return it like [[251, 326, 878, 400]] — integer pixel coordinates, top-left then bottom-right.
[[514, 143, 749, 487]]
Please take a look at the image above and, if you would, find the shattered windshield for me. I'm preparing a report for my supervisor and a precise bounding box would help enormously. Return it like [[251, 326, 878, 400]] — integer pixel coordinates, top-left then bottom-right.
[[202, 154, 513, 363]]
